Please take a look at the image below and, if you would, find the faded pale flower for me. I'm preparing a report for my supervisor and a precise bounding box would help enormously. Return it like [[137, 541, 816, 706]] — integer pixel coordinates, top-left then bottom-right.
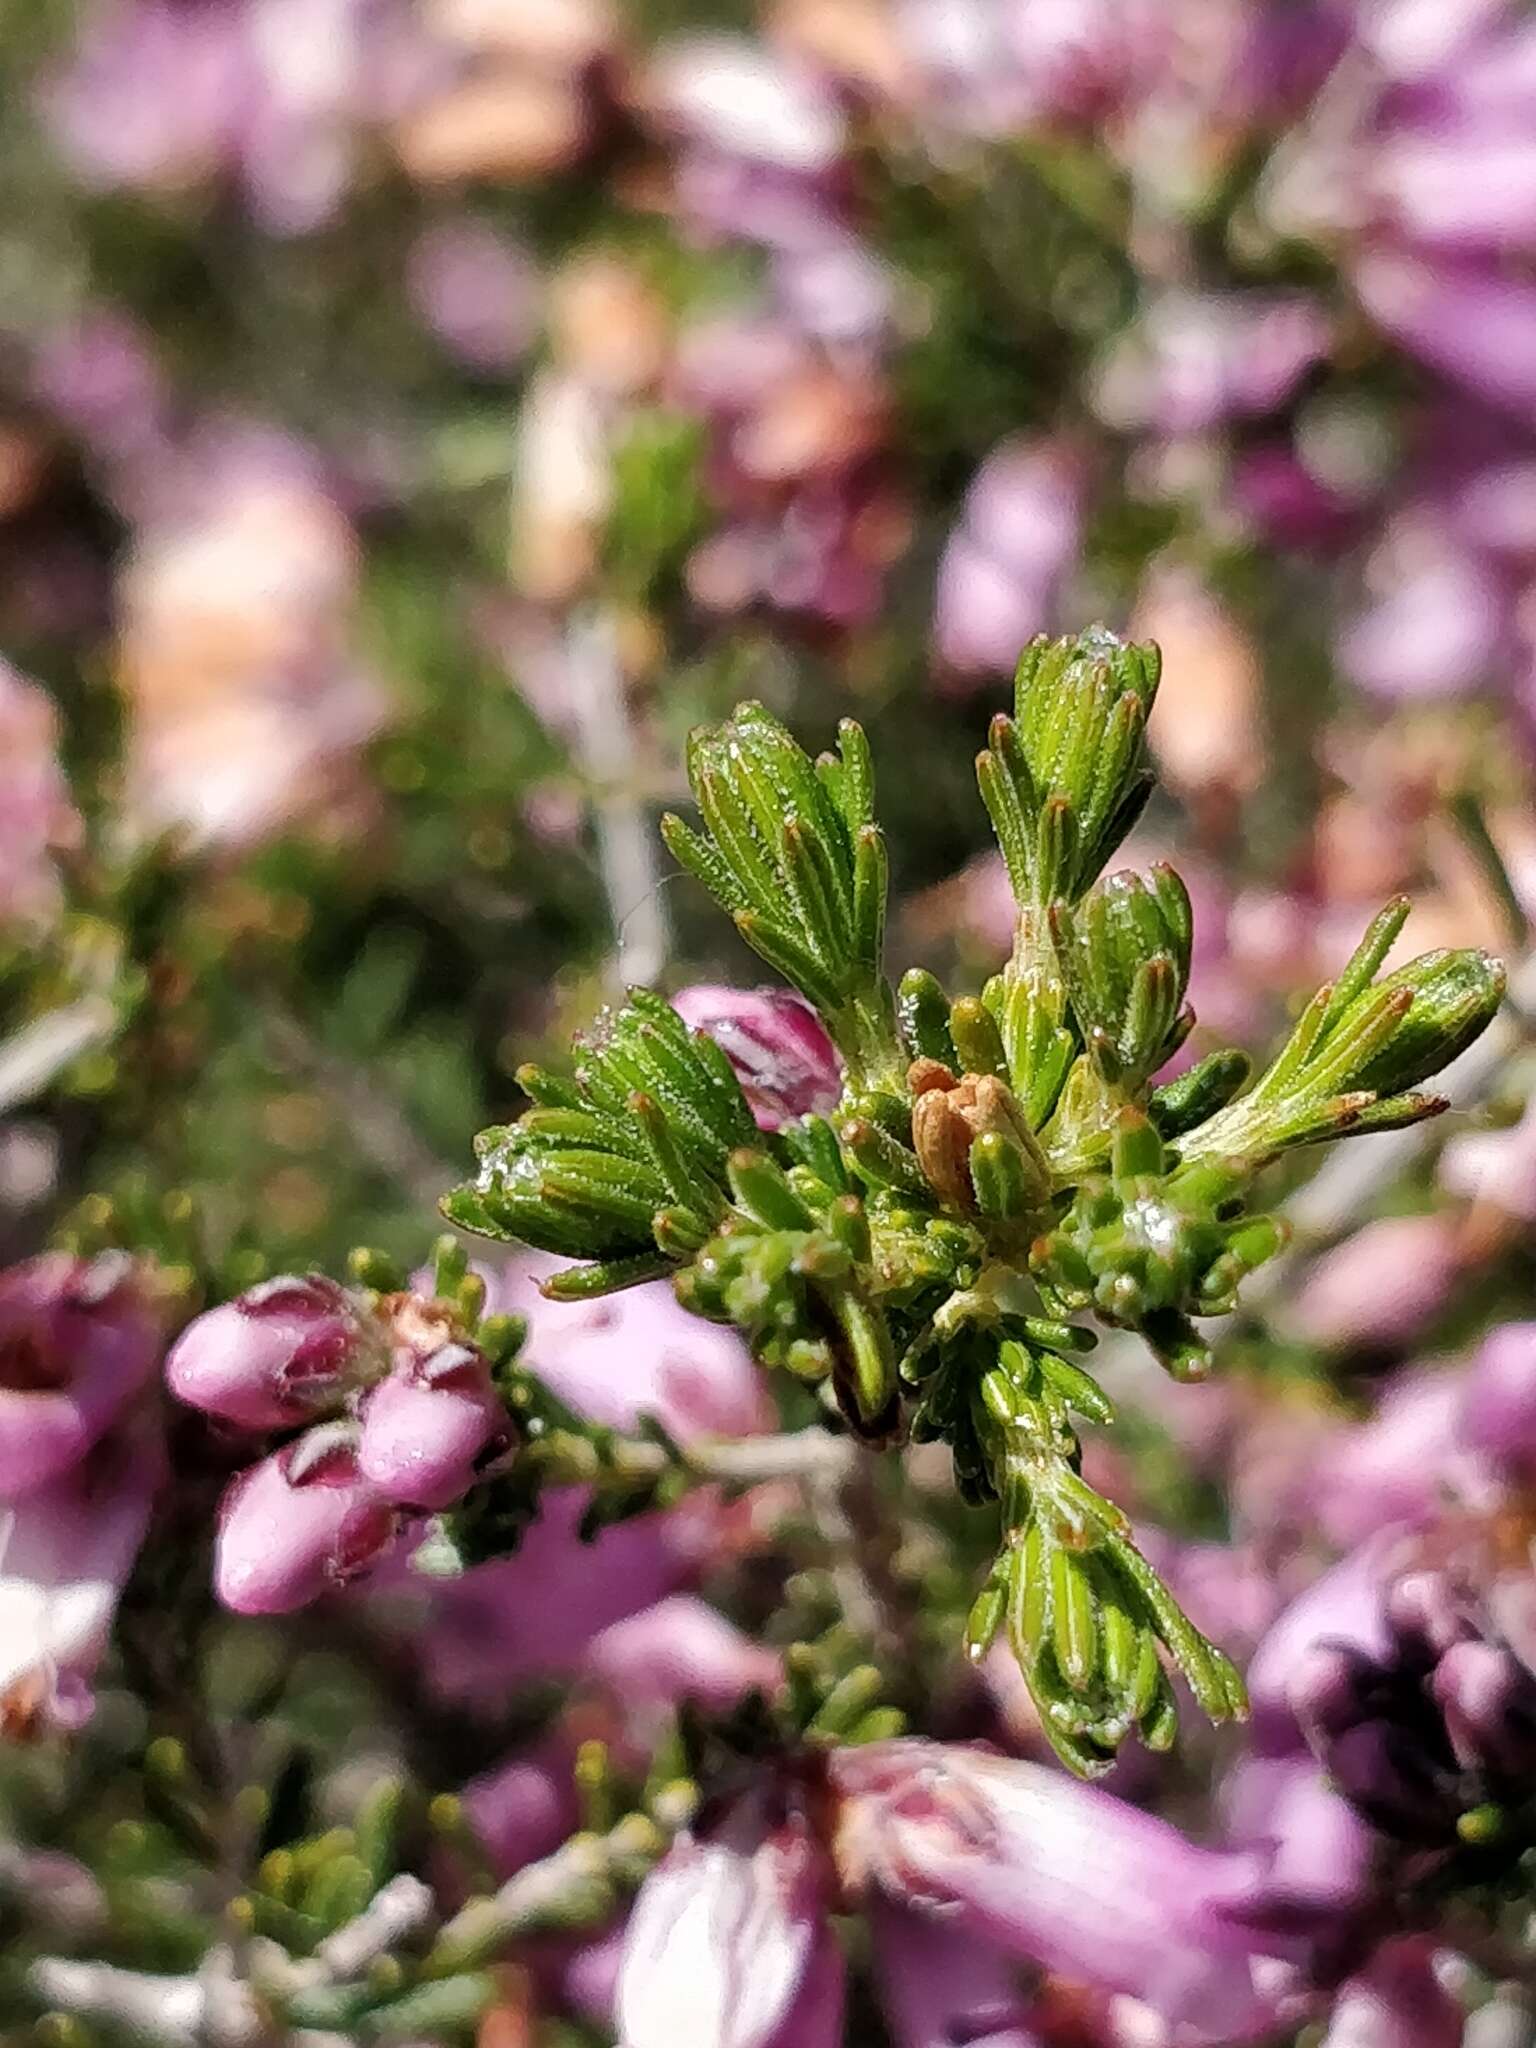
[[617, 1812, 844, 2048], [0, 664, 81, 931], [0, 1422, 161, 1735]]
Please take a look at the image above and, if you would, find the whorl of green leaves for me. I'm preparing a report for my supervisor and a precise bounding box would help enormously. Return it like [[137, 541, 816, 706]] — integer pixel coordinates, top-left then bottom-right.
[[446, 626, 1508, 1778], [660, 703, 899, 1088], [977, 628, 1161, 913], [442, 989, 759, 1298], [1179, 897, 1505, 1168]]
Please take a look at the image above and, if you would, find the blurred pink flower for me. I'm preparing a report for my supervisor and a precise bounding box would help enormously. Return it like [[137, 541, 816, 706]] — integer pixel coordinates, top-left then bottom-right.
[[584, 1593, 781, 1712], [1457, 1321, 1536, 1485], [1306, 1367, 1467, 1550], [933, 439, 1085, 682], [407, 217, 542, 371], [1320, 1939, 1465, 2048], [0, 1255, 161, 1500], [1288, 1215, 1464, 1351], [868, 1899, 1037, 2048], [1094, 291, 1329, 437], [1441, 1099, 1536, 1219], [486, 1252, 772, 1442]]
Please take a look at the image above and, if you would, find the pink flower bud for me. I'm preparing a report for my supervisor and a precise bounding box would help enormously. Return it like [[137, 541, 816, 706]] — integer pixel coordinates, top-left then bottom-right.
[[617, 1812, 844, 2048], [0, 1253, 160, 1498], [213, 1431, 399, 1616], [356, 1341, 508, 1510], [165, 1275, 379, 1431], [670, 985, 841, 1131]]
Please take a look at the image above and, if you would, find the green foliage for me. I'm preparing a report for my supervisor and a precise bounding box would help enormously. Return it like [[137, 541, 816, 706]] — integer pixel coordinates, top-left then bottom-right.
[[451, 624, 1506, 1773]]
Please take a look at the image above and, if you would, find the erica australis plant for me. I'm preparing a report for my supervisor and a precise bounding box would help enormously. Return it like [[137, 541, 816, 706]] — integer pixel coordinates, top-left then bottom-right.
[[443, 626, 1504, 1774]]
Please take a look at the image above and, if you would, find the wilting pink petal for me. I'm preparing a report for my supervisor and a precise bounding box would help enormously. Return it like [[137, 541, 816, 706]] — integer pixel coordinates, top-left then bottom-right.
[[0, 1255, 161, 1499], [617, 1812, 844, 2048], [214, 1431, 399, 1616], [671, 985, 842, 1131], [0, 1419, 161, 1733], [831, 1740, 1293, 2042]]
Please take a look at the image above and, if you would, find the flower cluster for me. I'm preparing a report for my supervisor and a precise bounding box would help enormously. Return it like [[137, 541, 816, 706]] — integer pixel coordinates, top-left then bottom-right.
[[166, 1257, 515, 1613]]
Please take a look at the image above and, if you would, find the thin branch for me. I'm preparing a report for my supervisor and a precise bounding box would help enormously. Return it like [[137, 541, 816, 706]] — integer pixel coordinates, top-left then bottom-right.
[[565, 608, 670, 998], [0, 994, 117, 1114], [312, 1873, 435, 1982], [29, 1946, 263, 2048]]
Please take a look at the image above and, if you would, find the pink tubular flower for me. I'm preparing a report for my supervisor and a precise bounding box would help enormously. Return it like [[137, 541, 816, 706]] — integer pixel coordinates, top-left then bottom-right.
[[165, 1274, 379, 1432], [213, 1430, 398, 1616], [0, 1419, 161, 1733], [0, 1254, 160, 1499], [830, 1740, 1294, 2043], [670, 985, 841, 1132], [617, 1810, 844, 2048], [356, 1339, 508, 1510]]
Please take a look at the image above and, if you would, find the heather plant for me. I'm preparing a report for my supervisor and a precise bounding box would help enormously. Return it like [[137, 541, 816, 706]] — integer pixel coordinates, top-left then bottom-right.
[[8, 1, 1536, 2043], [438, 625, 1503, 1774]]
